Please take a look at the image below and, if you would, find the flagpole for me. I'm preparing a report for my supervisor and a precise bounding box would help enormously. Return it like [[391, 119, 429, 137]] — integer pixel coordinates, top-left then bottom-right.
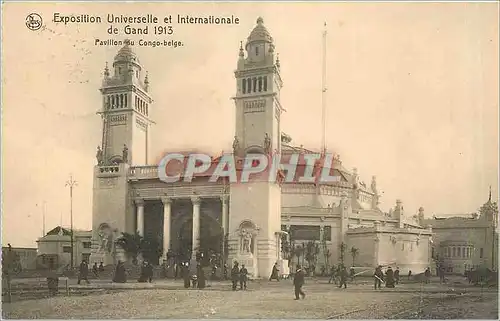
[[321, 22, 328, 155]]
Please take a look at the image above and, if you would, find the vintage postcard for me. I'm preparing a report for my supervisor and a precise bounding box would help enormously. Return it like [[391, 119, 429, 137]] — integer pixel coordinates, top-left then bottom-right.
[[1, 1, 498, 319]]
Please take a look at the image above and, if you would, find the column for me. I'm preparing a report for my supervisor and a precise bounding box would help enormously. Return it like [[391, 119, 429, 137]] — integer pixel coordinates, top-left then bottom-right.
[[277, 233, 282, 260], [161, 197, 172, 260], [221, 195, 229, 235], [191, 196, 201, 259], [135, 199, 144, 236]]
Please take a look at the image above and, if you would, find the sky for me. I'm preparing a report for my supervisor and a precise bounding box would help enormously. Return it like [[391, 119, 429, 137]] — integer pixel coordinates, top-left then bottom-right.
[[1, 2, 498, 247]]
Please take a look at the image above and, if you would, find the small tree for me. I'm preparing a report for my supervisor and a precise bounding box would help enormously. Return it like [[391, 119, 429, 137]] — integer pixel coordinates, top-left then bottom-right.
[[281, 236, 292, 260], [305, 241, 320, 275], [339, 242, 347, 267], [115, 232, 143, 265], [320, 232, 332, 272], [115, 232, 162, 265], [350, 247, 359, 267], [291, 243, 304, 268]]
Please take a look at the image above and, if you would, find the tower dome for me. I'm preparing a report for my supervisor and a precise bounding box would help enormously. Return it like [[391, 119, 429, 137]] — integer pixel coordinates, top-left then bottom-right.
[[113, 41, 140, 67], [246, 17, 273, 50]]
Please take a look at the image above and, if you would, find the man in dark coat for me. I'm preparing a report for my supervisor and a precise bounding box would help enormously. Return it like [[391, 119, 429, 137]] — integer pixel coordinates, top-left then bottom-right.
[[182, 262, 190, 288], [77, 260, 90, 284], [138, 261, 149, 282], [439, 265, 446, 283], [92, 262, 99, 277], [385, 267, 395, 288], [269, 262, 280, 281], [239, 264, 248, 290], [98, 262, 104, 272], [328, 266, 337, 284], [374, 265, 384, 289], [197, 263, 206, 289], [293, 264, 306, 300], [146, 261, 153, 283], [338, 266, 348, 289], [113, 261, 127, 283], [424, 267, 431, 284], [394, 267, 400, 285], [231, 262, 240, 291]]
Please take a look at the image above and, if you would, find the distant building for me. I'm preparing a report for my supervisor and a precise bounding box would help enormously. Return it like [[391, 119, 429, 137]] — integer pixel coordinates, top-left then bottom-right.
[[1, 245, 37, 270], [36, 226, 92, 268], [422, 191, 498, 275]]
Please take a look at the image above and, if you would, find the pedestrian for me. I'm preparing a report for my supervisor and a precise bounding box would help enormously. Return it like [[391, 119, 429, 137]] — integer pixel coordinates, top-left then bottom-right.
[[138, 261, 149, 282], [338, 266, 348, 289], [77, 260, 90, 285], [328, 266, 337, 284], [197, 263, 206, 289], [374, 265, 384, 289], [385, 267, 395, 288], [239, 264, 248, 290], [231, 261, 240, 291], [350, 267, 355, 281], [146, 261, 153, 283], [293, 264, 306, 300], [269, 262, 280, 281], [424, 267, 431, 284], [408, 270, 412, 281], [92, 262, 99, 278], [439, 265, 446, 283], [394, 267, 400, 285], [112, 261, 127, 283], [98, 262, 104, 273]]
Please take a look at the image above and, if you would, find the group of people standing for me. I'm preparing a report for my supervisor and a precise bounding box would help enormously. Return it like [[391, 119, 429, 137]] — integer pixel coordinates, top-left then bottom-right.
[[230, 262, 249, 290], [328, 264, 355, 288], [374, 266, 401, 288]]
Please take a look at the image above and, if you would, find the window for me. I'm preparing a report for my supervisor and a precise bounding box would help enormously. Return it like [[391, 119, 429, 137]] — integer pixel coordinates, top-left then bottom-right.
[[82, 253, 90, 262], [289, 225, 320, 241], [242, 79, 246, 94], [462, 248, 465, 258], [452, 247, 456, 257], [83, 242, 92, 249], [255, 46, 259, 56], [63, 246, 72, 253], [480, 248, 484, 258], [118, 67, 122, 75]]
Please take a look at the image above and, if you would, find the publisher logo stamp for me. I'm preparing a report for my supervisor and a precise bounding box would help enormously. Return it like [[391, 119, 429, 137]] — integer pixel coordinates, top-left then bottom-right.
[[26, 13, 42, 31]]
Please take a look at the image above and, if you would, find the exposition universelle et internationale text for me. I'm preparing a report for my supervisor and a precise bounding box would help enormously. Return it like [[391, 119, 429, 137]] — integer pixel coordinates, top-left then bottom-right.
[[52, 13, 242, 48]]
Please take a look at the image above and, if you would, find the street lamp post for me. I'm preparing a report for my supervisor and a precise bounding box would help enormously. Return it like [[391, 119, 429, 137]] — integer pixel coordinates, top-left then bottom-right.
[[65, 175, 78, 268]]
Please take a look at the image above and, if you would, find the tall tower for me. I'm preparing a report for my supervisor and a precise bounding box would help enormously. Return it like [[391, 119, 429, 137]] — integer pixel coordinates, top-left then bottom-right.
[[229, 18, 283, 278], [91, 43, 153, 265], [233, 17, 283, 156], [99, 42, 153, 166]]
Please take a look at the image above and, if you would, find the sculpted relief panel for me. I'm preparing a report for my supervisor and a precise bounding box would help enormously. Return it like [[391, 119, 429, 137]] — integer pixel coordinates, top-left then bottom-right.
[[109, 114, 127, 126], [98, 223, 118, 254], [99, 177, 118, 188], [238, 220, 258, 256], [244, 99, 266, 113]]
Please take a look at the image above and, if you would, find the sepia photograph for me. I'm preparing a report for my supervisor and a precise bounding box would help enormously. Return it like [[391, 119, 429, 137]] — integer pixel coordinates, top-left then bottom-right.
[[1, 1, 499, 319]]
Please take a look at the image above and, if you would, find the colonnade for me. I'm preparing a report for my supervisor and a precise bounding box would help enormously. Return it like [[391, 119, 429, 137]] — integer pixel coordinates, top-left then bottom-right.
[[134, 196, 229, 260]]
